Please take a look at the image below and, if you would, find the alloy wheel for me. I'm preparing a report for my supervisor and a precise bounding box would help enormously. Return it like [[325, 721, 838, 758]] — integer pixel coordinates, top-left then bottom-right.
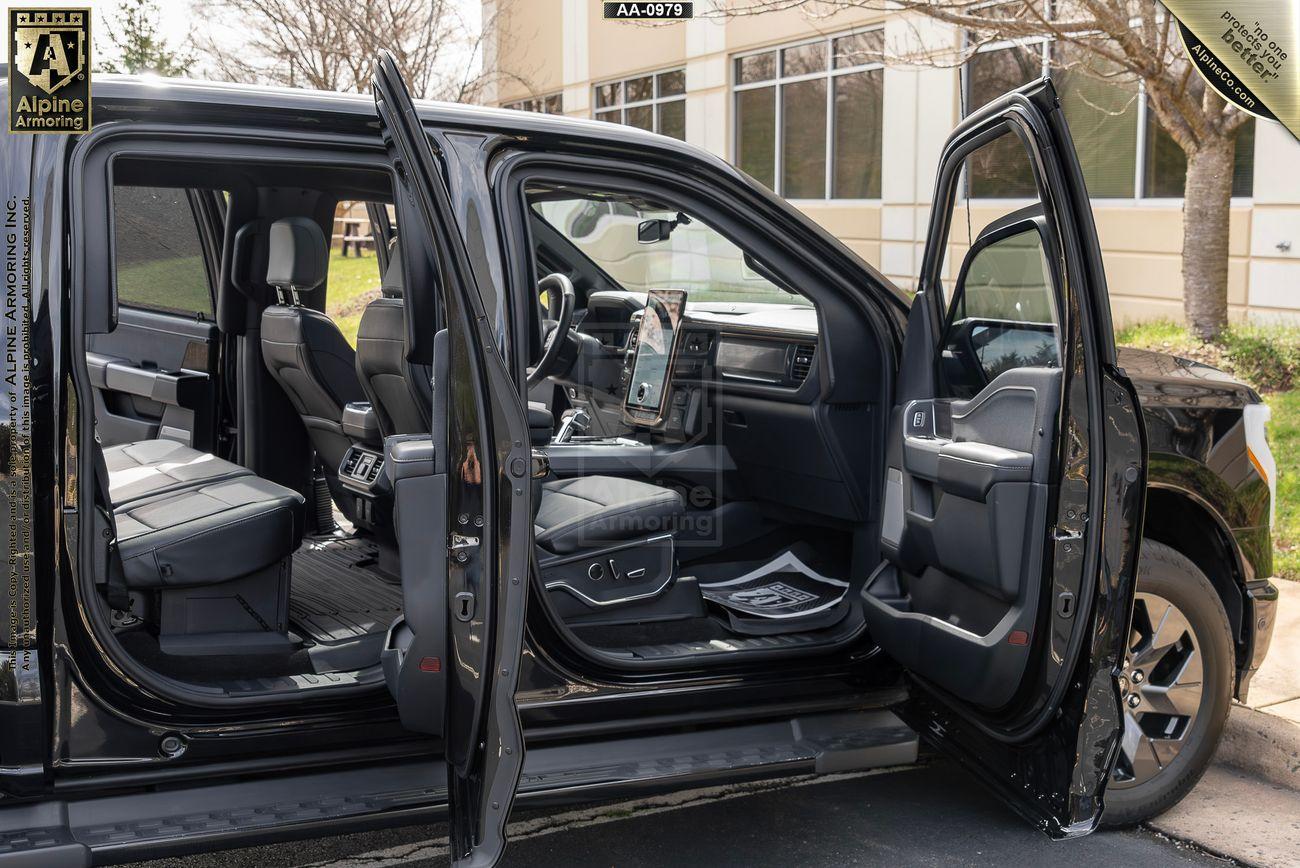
[[1111, 590, 1205, 789]]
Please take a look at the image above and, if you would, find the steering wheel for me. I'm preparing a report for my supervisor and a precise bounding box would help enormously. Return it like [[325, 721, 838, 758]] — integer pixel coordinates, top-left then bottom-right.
[[526, 273, 576, 388]]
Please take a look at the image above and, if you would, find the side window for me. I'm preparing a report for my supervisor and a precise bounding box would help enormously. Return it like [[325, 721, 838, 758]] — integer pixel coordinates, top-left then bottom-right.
[[937, 129, 1061, 399], [112, 186, 214, 317], [327, 200, 393, 347]]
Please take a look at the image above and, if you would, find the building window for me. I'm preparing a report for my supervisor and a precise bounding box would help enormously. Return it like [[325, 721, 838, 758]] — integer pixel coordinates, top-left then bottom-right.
[[733, 29, 884, 200], [594, 69, 686, 139], [964, 40, 1254, 199], [504, 93, 563, 114]]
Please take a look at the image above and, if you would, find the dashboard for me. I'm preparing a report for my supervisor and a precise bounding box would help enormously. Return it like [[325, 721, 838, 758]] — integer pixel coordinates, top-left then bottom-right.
[[617, 300, 821, 439], [562, 290, 877, 525]]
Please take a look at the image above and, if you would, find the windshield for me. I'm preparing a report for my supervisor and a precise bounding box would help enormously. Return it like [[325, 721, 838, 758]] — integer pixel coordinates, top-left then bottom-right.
[[529, 192, 812, 307]]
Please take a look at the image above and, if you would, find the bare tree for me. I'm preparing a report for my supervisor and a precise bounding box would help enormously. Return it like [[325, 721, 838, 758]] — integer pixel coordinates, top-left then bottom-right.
[[718, 1, 1254, 340], [193, 0, 517, 103], [101, 0, 198, 76]]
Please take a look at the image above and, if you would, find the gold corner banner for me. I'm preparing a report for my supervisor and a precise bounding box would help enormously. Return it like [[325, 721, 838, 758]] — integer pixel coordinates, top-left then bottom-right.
[[1162, 1, 1298, 137]]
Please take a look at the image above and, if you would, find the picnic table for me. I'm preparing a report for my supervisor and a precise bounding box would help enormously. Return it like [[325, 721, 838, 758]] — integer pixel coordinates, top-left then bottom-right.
[[335, 218, 374, 256]]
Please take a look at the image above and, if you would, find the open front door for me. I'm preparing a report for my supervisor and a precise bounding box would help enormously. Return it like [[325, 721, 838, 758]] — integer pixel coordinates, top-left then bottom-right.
[[372, 52, 531, 866], [862, 78, 1146, 835]]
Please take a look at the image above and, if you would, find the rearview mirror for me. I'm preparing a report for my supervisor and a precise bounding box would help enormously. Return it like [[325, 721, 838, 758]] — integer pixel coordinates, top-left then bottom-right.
[[637, 219, 674, 244]]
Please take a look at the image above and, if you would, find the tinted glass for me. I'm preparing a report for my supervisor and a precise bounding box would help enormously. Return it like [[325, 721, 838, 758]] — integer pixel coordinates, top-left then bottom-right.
[[529, 191, 810, 306], [782, 78, 827, 197], [659, 99, 685, 140], [1145, 107, 1255, 197], [965, 46, 1042, 197], [956, 228, 1057, 324], [782, 41, 827, 75], [833, 30, 884, 68], [595, 82, 620, 108], [1056, 46, 1137, 197], [626, 75, 654, 103], [113, 186, 213, 316], [943, 227, 1060, 395], [966, 43, 1042, 111], [736, 86, 776, 189], [833, 69, 883, 198], [658, 69, 686, 96], [626, 104, 653, 131], [736, 52, 776, 84]]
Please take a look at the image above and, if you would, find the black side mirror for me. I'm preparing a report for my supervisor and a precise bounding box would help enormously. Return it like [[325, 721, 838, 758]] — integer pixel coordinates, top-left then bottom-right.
[[637, 219, 673, 244]]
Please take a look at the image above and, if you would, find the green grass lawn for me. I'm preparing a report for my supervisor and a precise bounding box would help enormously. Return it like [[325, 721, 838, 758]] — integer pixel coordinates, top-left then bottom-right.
[[117, 255, 213, 315], [118, 249, 383, 347], [324, 250, 384, 346], [1268, 390, 1300, 580], [1118, 321, 1299, 579]]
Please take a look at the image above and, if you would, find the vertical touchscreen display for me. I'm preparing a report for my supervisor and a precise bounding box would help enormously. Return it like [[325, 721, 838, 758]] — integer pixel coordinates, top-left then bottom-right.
[[626, 289, 687, 417]]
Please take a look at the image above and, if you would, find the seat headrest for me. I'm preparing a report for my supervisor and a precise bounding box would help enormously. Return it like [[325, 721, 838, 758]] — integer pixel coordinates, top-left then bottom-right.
[[266, 217, 327, 291], [381, 241, 403, 299]]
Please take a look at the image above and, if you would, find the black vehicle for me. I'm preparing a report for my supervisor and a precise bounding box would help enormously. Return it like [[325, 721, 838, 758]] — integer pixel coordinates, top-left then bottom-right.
[[0, 56, 1278, 866]]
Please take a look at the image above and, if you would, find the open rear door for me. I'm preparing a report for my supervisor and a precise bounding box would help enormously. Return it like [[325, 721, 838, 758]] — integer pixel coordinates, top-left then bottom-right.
[[372, 51, 532, 866], [861, 78, 1146, 835]]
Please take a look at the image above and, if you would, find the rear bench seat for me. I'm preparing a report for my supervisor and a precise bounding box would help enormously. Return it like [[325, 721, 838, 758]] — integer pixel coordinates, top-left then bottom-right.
[[102, 439, 306, 656]]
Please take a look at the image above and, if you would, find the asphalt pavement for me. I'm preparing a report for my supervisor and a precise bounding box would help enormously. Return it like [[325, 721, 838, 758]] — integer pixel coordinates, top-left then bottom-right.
[[131, 760, 1231, 868]]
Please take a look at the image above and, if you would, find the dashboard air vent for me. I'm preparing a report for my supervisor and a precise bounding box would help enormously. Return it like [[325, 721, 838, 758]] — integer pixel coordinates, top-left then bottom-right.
[[791, 344, 816, 382]]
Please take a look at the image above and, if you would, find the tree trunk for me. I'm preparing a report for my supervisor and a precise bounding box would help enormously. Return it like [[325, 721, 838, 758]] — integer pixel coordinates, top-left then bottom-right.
[[1181, 136, 1236, 341]]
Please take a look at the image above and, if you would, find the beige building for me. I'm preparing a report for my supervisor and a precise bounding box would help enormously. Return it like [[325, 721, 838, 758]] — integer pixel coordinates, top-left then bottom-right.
[[484, 1, 1300, 324]]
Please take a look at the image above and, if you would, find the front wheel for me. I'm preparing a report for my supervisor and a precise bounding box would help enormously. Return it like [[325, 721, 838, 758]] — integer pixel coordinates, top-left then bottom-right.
[[1103, 539, 1234, 826]]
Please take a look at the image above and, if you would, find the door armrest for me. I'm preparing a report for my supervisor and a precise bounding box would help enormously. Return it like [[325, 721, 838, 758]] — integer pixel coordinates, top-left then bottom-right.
[[936, 441, 1032, 501], [385, 435, 437, 483]]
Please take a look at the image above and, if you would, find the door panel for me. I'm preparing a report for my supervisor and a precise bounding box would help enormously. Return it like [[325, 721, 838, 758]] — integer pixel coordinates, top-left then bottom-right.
[[88, 183, 223, 450], [872, 366, 1060, 709], [373, 51, 531, 867], [85, 307, 219, 449], [864, 79, 1146, 835]]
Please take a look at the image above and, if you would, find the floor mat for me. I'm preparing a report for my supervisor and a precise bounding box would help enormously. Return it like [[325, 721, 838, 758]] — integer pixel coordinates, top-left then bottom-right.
[[290, 535, 404, 644], [699, 550, 849, 620]]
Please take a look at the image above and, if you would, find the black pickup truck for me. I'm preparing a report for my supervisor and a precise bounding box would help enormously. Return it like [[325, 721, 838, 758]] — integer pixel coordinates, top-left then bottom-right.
[[0, 57, 1277, 866]]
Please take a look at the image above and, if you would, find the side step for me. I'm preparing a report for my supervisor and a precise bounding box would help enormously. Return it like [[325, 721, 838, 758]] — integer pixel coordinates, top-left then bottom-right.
[[0, 710, 916, 865], [519, 709, 917, 795]]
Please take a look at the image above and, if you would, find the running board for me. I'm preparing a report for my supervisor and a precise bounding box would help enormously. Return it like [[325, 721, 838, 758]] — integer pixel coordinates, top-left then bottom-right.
[[0, 710, 916, 865]]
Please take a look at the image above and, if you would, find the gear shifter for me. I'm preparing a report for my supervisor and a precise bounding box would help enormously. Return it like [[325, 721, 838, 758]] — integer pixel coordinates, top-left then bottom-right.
[[555, 407, 590, 443]]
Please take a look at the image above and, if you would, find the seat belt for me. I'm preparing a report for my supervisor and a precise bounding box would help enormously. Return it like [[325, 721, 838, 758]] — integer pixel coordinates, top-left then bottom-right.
[[89, 430, 130, 611]]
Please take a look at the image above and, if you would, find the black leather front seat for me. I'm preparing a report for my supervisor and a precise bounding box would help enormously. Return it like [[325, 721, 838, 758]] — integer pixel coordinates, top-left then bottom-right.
[[260, 217, 366, 489], [356, 243, 432, 438], [358, 279, 684, 556], [535, 476, 684, 555]]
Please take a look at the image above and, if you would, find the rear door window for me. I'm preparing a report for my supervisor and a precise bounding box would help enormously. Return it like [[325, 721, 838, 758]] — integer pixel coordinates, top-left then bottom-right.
[[112, 186, 214, 317]]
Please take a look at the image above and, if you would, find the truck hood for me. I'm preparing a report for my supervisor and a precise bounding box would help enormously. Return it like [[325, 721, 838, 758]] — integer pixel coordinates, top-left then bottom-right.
[[1117, 346, 1261, 408]]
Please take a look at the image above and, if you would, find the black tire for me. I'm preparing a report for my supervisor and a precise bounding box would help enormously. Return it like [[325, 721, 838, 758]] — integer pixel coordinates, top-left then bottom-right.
[[1102, 539, 1234, 827]]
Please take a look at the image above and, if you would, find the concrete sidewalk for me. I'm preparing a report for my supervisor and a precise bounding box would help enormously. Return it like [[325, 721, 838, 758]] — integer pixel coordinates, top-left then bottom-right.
[[1148, 580, 1300, 867], [1218, 580, 1300, 790]]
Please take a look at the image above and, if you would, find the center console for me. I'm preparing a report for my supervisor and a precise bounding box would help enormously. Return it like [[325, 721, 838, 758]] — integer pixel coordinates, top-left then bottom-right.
[[338, 401, 391, 529]]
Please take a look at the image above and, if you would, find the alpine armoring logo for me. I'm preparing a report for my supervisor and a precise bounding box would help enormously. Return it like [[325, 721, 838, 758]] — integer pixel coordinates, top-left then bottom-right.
[[8, 8, 92, 133]]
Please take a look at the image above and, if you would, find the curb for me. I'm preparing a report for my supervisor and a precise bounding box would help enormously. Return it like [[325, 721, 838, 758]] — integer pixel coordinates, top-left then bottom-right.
[[1216, 704, 1300, 791]]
